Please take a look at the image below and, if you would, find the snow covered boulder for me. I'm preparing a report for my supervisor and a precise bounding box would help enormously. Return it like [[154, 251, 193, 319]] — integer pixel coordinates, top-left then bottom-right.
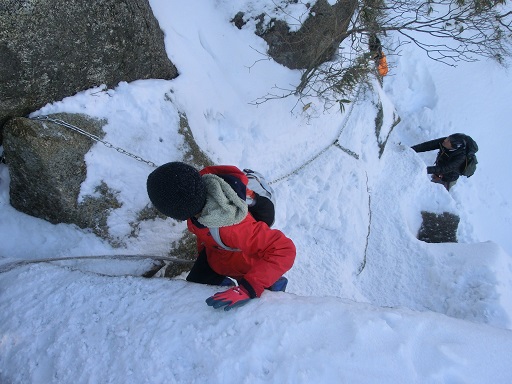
[[3, 114, 121, 239], [0, 0, 178, 139], [233, 0, 357, 70]]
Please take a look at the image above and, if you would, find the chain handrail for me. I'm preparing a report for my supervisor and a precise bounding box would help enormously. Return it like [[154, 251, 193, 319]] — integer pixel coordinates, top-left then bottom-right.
[[31, 83, 362, 182], [269, 84, 362, 185], [31, 115, 158, 168], [0, 254, 195, 274]]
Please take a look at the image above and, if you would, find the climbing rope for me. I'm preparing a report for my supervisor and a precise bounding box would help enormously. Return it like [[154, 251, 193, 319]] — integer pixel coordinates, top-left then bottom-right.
[[30, 115, 158, 168]]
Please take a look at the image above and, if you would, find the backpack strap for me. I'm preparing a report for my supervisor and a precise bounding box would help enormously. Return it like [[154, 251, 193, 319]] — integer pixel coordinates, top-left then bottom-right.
[[209, 227, 241, 252], [209, 168, 275, 251]]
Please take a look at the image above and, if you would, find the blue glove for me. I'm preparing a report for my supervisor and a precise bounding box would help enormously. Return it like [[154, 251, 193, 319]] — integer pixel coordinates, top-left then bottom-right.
[[206, 286, 252, 311]]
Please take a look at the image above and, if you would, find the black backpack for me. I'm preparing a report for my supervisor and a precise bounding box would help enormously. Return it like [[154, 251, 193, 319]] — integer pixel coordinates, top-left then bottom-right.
[[460, 135, 478, 177]]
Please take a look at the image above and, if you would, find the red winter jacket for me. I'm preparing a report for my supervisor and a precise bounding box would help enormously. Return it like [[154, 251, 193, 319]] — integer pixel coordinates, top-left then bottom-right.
[[186, 166, 296, 297]]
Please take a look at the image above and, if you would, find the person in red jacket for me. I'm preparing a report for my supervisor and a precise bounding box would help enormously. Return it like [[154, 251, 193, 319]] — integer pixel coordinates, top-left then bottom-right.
[[146, 162, 296, 311]]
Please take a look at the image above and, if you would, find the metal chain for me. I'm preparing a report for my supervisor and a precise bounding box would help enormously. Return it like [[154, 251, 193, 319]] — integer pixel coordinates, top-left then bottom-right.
[[31, 83, 362, 179], [334, 140, 359, 160], [0, 254, 195, 274], [269, 84, 362, 185], [269, 144, 334, 185], [31, 116, 158, 168]]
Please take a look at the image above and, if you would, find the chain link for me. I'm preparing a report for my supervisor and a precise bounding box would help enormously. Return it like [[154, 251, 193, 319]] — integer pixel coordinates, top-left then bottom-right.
[[31, 116, 158, 168], [32, 84, 362, 180], [334, 140, 359, 160], [269, 84, 362, 185]]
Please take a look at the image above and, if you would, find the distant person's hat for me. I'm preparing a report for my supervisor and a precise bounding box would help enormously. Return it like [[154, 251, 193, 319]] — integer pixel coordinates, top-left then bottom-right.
[[146, 162, 206, 220], [448, 134, 466, 150]]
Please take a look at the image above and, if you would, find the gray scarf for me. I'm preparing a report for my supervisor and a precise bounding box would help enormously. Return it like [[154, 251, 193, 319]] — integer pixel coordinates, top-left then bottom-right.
[[197, 174, 248, 228]]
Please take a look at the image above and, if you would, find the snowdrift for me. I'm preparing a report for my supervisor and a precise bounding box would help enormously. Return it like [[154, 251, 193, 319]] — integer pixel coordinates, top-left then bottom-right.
[[1, 263, 512, 384]]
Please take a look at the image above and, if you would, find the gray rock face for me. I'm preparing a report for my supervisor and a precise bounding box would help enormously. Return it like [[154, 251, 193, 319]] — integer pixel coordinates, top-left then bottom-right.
[[0, 0, 178, 139], [418, 211, 460, 243], [3, 114, 121, 238], [236, 0, 357, 70]]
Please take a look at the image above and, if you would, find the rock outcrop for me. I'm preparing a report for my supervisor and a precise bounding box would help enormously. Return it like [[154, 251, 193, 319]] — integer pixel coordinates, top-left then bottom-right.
[[418, 211, 460, 243], [233, 0, 357, 70], [0, 0, 178, 140], [3, 114, 121, 239]]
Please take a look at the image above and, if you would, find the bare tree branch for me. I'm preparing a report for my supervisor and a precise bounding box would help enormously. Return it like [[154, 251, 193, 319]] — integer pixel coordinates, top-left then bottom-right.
[[252, 0, 512, 106]]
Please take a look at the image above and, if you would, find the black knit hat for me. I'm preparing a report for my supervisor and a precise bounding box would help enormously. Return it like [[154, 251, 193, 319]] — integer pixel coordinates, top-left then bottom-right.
[[146, 162, 206, 220]]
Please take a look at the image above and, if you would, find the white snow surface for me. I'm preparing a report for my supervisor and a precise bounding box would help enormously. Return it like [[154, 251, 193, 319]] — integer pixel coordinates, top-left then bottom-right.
[[1, 1, 512, 383]]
